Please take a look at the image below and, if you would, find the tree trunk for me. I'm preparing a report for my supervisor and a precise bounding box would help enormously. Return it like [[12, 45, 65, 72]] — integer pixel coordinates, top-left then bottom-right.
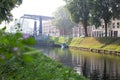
[[83, 22, 88, 37], [84, 26, 88, 37], [104, 20, 108, 37]]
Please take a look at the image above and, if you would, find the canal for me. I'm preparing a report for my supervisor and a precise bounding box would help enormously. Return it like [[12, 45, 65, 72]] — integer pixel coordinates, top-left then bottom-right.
[[36, 47, 120, 80]]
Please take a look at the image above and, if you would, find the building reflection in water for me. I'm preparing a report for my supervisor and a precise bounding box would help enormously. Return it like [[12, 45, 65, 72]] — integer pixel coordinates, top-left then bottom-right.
[[38, 47, 120, 80]]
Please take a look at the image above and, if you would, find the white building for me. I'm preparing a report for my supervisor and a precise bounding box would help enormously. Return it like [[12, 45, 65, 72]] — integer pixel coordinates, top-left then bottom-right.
[[92, 18, 120, 37]]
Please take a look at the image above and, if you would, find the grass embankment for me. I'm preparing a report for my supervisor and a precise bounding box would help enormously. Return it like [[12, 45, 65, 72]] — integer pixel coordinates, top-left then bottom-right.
[[1, 49, 86, 80], [70, 37, 120, 51], [50, 37, 120, 51], [103, 39, 120, 51], [50, 37, 72, 45]]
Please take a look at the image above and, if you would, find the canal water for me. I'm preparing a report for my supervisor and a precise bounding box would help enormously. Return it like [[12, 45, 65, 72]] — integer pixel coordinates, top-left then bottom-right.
[[36, 47, 120, 80]]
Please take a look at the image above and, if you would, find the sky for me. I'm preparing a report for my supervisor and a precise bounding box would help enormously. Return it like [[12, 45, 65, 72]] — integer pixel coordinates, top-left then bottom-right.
[[11, 0, 66, 18]]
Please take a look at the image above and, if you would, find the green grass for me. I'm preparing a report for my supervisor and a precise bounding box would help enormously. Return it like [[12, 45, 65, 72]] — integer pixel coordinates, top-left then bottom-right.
[[103, 38, 120, 51], [69, 37, 120, 50], [0, 50, 86, 80], [65, 37, 73, 45], [50, 37, 61, 44], [50, 36, 120, 51], [50, 37, 119, 48], [50, 36, 73, 45], [69, 38, 84, 47], [70, 37, 104, 48]]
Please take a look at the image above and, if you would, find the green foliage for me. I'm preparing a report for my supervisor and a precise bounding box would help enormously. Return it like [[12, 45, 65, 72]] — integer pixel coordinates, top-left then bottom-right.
[[52, 6, 75, 35], [0, 0, 22, 23], [0, 51, 86, 80], [103, 38, 120, 51], [49, 36, 59, 44], [50, 36, 72, 45], [65, 0, 120, 37], [0, 27, 35, 55], [69, 37, 120, 51], [0, 26, 85, 80], [14, 23, 23, 32], [0, 26, 35, 79], [90, 0, 120, 37], [70, 38, 84, 47], [65, 37, 73, 45], [65, 0, 91, 37], [22, 36, 35, 45]]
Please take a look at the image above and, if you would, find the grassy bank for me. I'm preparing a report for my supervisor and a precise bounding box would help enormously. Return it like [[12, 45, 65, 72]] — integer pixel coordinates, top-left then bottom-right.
[[50, 37, 120, 51], [50, 37, 72, 45], [0, 49, 86, 80], [70, 37, 120, 51]]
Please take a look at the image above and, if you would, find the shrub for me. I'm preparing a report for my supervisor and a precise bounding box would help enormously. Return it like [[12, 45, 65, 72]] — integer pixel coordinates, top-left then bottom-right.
[[0, 26, 35, 79]]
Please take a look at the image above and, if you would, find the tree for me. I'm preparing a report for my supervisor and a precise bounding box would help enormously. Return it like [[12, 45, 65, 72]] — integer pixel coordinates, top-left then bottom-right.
[[52, 6, 75, 36], [0, 0, 22, 23], [65, 0, 91, 37], [91, 0, 120, 37]]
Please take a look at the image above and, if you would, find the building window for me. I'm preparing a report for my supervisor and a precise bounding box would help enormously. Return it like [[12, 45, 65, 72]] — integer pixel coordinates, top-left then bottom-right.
[[113, 23, 115, 28], [117, 22, 120, 28]]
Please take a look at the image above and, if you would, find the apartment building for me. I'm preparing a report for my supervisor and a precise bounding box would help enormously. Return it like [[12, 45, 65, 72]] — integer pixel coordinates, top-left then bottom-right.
[[42, 20, 60, 37], [111, 18, 120, 37], [92, 18, 120, 37], [43, 20, 93, 37], [72, 24, 92, 37]]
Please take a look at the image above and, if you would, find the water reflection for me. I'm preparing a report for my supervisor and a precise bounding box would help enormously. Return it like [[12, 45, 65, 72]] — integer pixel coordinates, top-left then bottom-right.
[[37, 47, 120, 80]]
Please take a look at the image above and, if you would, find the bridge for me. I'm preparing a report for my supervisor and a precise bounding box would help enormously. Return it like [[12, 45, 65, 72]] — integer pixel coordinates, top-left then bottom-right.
[[20, 14, 54, 36], [20, 14, 54, 45]]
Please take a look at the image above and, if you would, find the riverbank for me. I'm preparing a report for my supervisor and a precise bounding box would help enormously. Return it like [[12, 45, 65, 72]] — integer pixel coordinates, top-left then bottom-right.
[[69, 37, 120, 50], [0, 48, 86, 80], [50, 37, 120, 55]]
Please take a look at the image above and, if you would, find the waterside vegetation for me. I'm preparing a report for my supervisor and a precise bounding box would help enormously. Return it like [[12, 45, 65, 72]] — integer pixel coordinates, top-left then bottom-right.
[[0, 28, 86, 80], [0, 49, 86, 80], [50, 37, 120, 51]]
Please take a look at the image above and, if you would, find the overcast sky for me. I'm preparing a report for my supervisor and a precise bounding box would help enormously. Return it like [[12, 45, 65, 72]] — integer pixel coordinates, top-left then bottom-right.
[[11, 0, 66, 18]]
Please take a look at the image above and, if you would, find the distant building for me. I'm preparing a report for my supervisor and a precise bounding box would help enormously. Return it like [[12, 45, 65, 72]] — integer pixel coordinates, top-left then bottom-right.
[[42, 20, 60, 37], [111, 18, 120, 37], [72, 26, 84, 37], [92, 18, 120, 37], [72, 23, 92, 37]]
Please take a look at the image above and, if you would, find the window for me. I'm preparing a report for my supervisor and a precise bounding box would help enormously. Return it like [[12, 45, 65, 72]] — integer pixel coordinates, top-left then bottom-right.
[[117, 22, 120, 28], [113, 23, 115, 28]]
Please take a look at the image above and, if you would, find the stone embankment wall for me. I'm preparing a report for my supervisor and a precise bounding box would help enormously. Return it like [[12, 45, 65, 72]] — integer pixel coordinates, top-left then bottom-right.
[[70, 46, 120, 56]]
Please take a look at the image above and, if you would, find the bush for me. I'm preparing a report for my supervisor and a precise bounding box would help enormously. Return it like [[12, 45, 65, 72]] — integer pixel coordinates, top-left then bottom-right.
[[0, 52, 86, 80], [0, 27, 36, 79]]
